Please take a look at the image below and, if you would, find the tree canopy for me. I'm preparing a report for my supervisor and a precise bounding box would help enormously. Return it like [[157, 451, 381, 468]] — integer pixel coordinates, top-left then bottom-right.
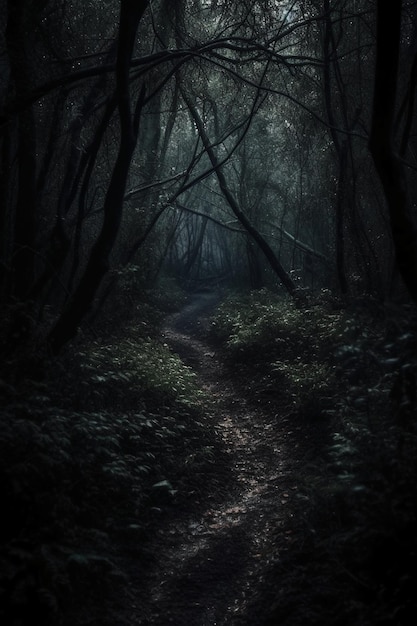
[[1, 0, 417, 353]]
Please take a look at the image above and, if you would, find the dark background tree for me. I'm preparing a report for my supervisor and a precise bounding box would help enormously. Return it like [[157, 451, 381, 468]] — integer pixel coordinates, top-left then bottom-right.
[[3, 0, 415, 355]]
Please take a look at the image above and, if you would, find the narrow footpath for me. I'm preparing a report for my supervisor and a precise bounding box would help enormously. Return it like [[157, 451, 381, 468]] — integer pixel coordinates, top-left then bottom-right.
[[128, 293, 304, 625]]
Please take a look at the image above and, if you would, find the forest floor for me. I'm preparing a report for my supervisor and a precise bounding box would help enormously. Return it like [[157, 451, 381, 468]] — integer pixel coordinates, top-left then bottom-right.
[[121, 292, 326, 625], [2, 288, 417, 626]]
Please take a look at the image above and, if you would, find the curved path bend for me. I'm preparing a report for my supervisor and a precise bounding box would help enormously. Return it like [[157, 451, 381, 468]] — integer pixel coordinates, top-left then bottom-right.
[[130, 293, 301, 625]]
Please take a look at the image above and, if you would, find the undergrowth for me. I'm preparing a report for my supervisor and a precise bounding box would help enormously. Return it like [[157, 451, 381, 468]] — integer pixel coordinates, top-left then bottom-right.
[[211, 289, 354, 413], [211, 288, 417, 626], [76, 333, 203, 408], [2, 283, 417, 625], [0, 285, 217, 626]]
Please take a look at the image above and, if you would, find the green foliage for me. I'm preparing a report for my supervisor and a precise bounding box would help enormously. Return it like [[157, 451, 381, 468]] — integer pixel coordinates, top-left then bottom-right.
[[211, 289, 363, 354], [211, 289, 356, 410], [0, 287, 212, 626], [219, 291, 417, 626], [289, 382, 417, 625], [150, 275, 190, 313], [0, 388, 193, 624], [77, 334, 202, 408], [210, 289, 395, 415]]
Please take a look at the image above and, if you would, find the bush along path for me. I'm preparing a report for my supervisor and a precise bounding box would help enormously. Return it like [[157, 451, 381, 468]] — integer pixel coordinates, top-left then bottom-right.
[[121, 291, 329, 625], [2, 288, 417, 625], [123, 289, 417, 626]]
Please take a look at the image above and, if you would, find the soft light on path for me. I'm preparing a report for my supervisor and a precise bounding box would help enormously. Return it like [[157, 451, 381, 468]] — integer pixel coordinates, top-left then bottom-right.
[[128, 293, 300, 625]]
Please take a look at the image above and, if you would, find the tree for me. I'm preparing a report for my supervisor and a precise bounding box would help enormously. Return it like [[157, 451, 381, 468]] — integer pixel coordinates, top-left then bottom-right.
[[3, 0, 416, 358], [369, 0, 417, 304], [183, 89, 297, 296], [49, 1, 150, 352]]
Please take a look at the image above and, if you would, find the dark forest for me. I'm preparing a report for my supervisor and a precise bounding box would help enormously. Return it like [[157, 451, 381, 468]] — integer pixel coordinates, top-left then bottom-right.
[[1, 1, 417, 624]]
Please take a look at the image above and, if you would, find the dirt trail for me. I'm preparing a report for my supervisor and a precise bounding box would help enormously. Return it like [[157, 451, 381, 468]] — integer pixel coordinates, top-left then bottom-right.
[[132, 293, 299, 625]]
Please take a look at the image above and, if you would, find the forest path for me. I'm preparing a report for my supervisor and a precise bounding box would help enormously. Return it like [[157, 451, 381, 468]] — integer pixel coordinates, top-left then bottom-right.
[[133, 292, 300, 625]]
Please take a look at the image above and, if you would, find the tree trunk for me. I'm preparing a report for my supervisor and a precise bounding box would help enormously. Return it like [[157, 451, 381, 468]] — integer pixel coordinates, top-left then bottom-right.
[[49, 0, 149, 352], [369, 1, 417, 305], [6, 1, 38, 298], [183, 93, 296, 297], [322, 0, 348, 294]]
